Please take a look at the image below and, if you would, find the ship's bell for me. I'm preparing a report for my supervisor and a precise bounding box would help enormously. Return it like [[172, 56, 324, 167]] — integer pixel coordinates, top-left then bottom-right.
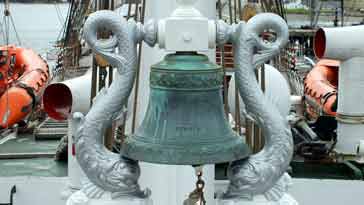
[[121, 53, 250, 165]]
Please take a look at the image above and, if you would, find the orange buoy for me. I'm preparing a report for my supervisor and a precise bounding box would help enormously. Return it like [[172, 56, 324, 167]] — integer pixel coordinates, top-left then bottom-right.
[[304, 59, 339, 118], [0, 45, 49, 128]]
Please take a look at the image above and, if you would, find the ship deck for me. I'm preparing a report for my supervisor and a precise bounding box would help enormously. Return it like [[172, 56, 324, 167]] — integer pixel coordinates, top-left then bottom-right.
[[0, 133, 67, 177]]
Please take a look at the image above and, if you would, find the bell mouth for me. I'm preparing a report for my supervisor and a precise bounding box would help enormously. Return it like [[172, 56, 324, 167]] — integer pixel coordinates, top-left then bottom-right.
[[159, 53, 215, 67], [175, 51, 198, 55], [121, 133, 251, 165]]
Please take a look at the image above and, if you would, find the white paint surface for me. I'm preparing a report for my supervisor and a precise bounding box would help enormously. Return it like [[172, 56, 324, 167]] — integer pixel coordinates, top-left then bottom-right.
[[66, 190, 152, 205], [228, 64, 292, 123], [337, 57, 364, 154], [3, 177, 364, 205], [0, 177, 67, 205], [216, 178, 364, 205]]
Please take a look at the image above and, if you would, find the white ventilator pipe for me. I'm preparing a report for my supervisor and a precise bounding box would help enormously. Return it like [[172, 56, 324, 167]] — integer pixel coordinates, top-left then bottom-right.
[[314, 26, 364, 155], [290, 95, 303, 106], [43, 69, 120, 120], [132, 1, 215, 204], [43, 70, 92, 121], [229, 64, 292, 123], [314, 26, 364, 61]]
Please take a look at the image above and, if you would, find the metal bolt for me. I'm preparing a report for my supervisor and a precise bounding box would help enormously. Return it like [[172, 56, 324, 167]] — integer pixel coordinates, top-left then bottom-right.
[[183, 33, 192, 43]]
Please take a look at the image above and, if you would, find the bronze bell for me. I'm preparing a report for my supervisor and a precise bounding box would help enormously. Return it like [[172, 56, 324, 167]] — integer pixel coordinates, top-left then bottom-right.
[[121, 52, 250, 165]]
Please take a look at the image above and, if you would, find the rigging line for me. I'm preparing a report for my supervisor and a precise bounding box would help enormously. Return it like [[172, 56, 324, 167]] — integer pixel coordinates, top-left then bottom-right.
[[1, 16, 6, 44], [4, 16, 9, 45], [54, 1, 65, 25], [55, 1, 72, 66], [5, 63, 8, 129], [4, 6, 22, 45], [140, 0, 146, 23], [274, 0, 281, 17], [63, 0, 76, 45], [217, 0, 229, 117], [127, 0, 132, 20], [54, 2, 61, 22], [281, 0, 287, 20], [228, 0, 233, 24], [233, 0, 237, 23], [217, 0, 222, 19], [277, 0, 286, 20], [234, 0, 242, 135], [237, 0, 241, 20], [134, 0, 139, 21], [56, 1, 71, 41], [57, 0, 74, 74], [0, 2, 3, 39], [2, 6, 8, 45], [0, 21, 3, 43], [1, 2, 22, 46], [9, 15, 21, 45], [4, 0, 9, 129], [3, 20, 6, 45], [75, 0, 93, 33], [341, 0, 344, 27], [78, 0, 95, 38], [56, 17, 67, 42]]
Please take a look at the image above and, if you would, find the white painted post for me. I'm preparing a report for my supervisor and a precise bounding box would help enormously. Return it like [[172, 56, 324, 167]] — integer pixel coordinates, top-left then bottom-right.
[[61, 117, 86, 200], [128, 1, 217, 204]]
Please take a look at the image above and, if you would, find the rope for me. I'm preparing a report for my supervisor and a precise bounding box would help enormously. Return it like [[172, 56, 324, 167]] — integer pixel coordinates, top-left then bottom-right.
[[56, 0, 93, 78], [1, 1, 22, 46], [3, 16, 9, 46], [54, 2, 65, 25], [3, 0, 10, 129], [56, 1, 72, 42], [127, 0, 132, 19], [9, 15, 21, 45]]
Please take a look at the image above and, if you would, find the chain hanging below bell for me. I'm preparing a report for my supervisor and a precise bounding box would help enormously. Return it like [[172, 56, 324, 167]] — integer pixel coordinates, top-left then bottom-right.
[[183, 167, 206, 205]]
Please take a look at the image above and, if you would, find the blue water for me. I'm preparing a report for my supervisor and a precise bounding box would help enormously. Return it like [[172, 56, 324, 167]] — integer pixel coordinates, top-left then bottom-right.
[[0, 3, 69, 53]]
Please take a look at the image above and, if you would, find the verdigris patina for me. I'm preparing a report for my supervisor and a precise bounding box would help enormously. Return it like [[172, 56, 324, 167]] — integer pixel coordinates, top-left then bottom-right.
[[121, 53, 251, 165]]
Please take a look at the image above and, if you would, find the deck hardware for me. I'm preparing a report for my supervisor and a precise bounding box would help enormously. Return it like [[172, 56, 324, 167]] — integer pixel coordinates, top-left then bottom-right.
[[0, 185, 16, 205]]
